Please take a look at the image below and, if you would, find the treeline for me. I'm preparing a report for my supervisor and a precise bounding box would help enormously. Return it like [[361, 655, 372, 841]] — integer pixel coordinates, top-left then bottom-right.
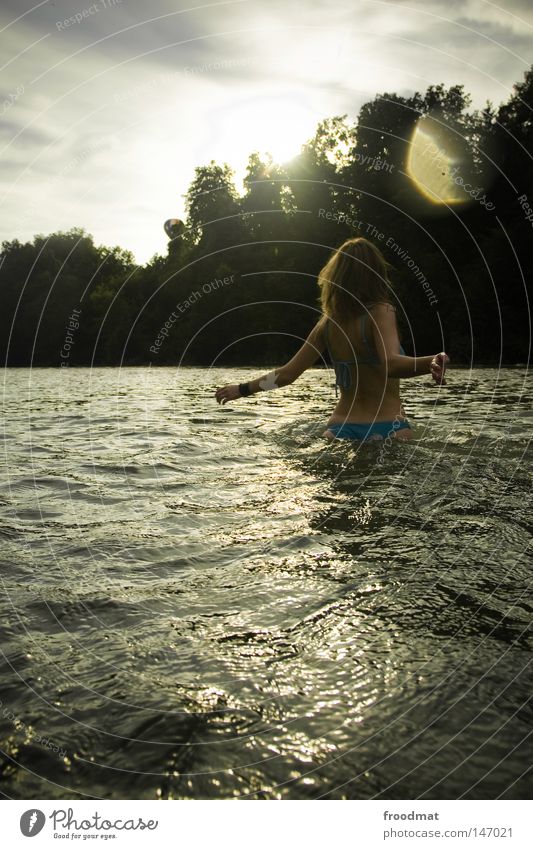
[[1, 69, 532, 367]]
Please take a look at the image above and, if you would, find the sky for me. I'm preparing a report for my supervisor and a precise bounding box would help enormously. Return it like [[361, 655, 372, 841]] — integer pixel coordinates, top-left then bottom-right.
[[1, 0, 532, 264]]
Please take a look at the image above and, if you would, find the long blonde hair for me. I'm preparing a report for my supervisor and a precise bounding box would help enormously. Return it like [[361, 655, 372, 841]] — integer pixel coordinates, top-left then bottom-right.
[[318, 237, 393, 320]]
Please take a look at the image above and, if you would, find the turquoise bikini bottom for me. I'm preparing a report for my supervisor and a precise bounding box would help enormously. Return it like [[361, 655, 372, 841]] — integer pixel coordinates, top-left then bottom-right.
[[326, 419, 411, 442]]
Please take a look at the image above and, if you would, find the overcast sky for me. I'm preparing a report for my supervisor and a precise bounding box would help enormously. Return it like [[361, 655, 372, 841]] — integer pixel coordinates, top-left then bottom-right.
[[1, 0, 532, 263]]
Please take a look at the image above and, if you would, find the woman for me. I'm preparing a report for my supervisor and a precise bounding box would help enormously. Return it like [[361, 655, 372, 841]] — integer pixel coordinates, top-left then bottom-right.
[[215, 237, 449, 441]]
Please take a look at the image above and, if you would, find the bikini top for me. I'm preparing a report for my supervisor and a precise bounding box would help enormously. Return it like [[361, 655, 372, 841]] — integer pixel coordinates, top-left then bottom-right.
[[324, 314, 406, 392]]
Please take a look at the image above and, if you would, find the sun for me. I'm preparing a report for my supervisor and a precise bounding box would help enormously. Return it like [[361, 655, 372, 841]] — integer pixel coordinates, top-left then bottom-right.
[[211, 90, 321, 171]]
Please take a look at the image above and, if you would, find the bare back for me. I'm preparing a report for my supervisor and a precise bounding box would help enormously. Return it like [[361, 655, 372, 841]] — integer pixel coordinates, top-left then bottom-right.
[[324, 306, 408, 425]]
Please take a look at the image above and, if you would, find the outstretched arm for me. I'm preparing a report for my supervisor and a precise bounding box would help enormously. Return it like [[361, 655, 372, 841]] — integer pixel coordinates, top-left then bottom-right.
[[215, 318, 326, 404], [370, 303, 449, 383]]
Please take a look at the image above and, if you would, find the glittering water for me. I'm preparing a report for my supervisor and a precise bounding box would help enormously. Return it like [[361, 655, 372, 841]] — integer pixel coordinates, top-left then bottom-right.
[[1, 366, 531, 800]]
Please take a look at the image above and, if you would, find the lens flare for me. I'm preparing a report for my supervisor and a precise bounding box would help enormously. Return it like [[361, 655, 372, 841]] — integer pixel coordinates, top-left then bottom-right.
[[407, 117, 467, 205]]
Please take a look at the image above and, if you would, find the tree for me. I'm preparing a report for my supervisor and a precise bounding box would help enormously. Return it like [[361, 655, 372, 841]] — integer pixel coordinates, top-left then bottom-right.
[[184, 162, 244, 251]]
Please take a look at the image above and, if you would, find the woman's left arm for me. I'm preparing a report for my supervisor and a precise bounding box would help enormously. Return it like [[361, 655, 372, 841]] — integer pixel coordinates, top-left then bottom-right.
[[215, 318, 326, 405]]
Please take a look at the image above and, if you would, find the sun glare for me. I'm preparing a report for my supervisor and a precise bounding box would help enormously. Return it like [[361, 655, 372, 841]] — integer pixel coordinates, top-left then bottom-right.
[[213, 92, 321, 171]]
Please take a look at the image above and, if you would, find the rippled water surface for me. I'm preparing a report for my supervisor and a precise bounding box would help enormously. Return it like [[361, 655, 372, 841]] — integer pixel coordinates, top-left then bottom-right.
[[1, 366, 531, 799]]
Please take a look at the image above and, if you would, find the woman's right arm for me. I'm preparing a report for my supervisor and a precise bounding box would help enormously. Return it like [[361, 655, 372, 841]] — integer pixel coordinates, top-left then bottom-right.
[[370, 303, 449, 382], [215, 317, 327, 404]]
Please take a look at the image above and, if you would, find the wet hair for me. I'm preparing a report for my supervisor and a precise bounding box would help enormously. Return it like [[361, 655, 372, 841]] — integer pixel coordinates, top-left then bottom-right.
[[318, 237, 393, 319]]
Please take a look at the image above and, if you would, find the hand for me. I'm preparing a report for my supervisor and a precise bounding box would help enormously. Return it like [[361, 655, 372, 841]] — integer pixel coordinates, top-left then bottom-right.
[[215, 384, 241, 404], [430, 352, 450, 385]]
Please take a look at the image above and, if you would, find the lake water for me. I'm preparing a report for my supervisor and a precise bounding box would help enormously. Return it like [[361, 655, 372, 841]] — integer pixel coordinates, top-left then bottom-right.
[[1, 366, 531, 799]]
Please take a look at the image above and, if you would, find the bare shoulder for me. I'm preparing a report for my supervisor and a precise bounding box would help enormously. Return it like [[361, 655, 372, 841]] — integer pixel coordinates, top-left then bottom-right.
[[369, 302, 397, 325], [370, 301, 396, 315]]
